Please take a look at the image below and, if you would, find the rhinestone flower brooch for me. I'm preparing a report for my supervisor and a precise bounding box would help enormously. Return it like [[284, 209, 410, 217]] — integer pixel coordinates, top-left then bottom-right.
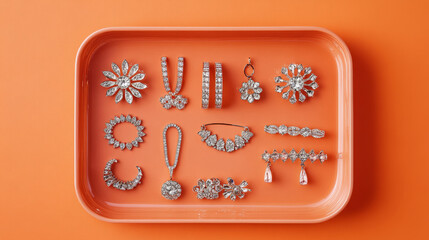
[[239, 58, 263, 103], [275, 63, 318, 104], [101, 59, 148, 104], [193, 178, 251, 201]]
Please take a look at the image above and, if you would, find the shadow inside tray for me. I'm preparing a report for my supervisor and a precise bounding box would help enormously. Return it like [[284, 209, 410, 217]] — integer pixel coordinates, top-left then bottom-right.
[[335, 37, 379, 219]]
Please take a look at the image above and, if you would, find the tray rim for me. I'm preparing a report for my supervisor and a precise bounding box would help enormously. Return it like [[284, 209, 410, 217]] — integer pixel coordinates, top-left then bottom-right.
[[74, 26, 353, 223]]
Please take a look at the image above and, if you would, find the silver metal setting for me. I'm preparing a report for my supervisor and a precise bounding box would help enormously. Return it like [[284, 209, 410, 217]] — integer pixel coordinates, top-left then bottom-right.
[[160, 57, 188, 110], [161, 123, 183, 200], [202, 62, 210, 109], [223, 178, 251, 201], [193, 178, 223, 200], [239, 58, 262, 103], [103, 159, 143, 190], [264, 125, 325, 138], [101, 59, 148, 104], [104, 114, 145, 151], [197, 123, 254, 153], [215, 63, 223, 108], [275, 63, 318, 104], [262, 149, 327, 185]]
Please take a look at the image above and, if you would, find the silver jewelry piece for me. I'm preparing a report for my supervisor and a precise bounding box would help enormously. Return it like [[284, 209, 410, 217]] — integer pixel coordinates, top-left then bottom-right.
[[275, 64, 318, 104], [264, 125, 325, 138], [239, 58, 262, 103], [104, 114, 145, 150], [161, 123, 183, 200], [160, 57, 188, 110], [262, 149, 327, 185], [197, 123, 254, 153], [223, 178, 251, 201], [103, 159, 143, 190], [202, 62, 210, 109], [101, 59, 148, 104], [215, 63, 223, 108], [193, 178, 223, 200]]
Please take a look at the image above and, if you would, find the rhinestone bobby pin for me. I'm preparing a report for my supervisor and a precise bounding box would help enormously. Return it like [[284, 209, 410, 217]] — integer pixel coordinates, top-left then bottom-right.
[[264, 125, 325, 138]]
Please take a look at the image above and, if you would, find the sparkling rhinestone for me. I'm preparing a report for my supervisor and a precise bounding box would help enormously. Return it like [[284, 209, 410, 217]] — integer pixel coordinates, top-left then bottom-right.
[[288, 126, 301, 136], [225, 139, 235, 152], [289, 149, 298, 162], [270, 150, 280, 161], [234, 135, 245, 149], [117, 76, 131, 89], [319, 151, 328, 163], [280, 149, 288, 162], [262, 151, 270, 161], [278, 125, 288, 135], [264, 125, 278, 134], [241, 130, 253, 142], [300, 127, 312, 137], [309, 150, 318, 163], [205, 135, 217, 147], [215, 139, 225, 151], [312, 129, 325, 138], [298, 149, 308, 162]]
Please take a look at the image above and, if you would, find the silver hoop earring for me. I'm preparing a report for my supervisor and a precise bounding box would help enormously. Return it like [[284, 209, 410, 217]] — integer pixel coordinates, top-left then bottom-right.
[[215, 63, 223, 108]]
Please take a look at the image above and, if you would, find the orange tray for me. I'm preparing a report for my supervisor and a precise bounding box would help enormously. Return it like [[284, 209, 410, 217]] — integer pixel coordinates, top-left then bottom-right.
[[74, 27, 353, 223]]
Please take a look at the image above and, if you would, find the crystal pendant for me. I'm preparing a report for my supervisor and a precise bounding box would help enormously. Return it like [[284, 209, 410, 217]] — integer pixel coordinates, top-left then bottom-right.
[[299, 165, 308, 185], [264, 163, 272, 183]]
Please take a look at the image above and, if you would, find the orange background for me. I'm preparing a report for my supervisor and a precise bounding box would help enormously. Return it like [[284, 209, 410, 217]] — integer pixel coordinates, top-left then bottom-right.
[[0, 0, 427, 239]]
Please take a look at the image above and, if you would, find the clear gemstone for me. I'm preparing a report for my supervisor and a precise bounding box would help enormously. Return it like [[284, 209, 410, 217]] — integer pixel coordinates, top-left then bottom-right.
[[205, 135, 217, 147], [132, 73, 145, 81], [281, 67, 288, 75], [300, 127, 311, 137], [264, 164, 272, 183], [319, 151, 328, 163], [288, 126, 300, 136], [129, 87, 141, 98], [101, 80, 116, 87], [312, 129, 325, 138], [106, 86, 119, 96], [298, 149, 308, 162], [300, 167, 308, 185], [280, 149, 288, 162], [289, 149, 298, 162], [311, 82, 319, 89], [264, 125, 278, 134], [131, 82, 147, 89], [124, 90, 133, 104], [262, 150, 270, 161], [299, 92, 306, 102], [278, 125, 287, 135], [225, 139, 235, 152], [270, 150, 280, 161], [234, 135, 245, 149], [111, 63, 121, 76], [215, 139, 225, 151], [198, 129, 211, 141], [309, 150, 318, 163], [289, 76, 304, 91], [115, 89, 123, 103], [289, 93, 297, 104], [241, 130, 253, 142], [128, 64, 139, 77]]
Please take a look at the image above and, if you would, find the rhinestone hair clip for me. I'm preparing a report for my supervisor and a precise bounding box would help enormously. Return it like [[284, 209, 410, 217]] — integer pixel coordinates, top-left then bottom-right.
[[264, 125, 325, 138]]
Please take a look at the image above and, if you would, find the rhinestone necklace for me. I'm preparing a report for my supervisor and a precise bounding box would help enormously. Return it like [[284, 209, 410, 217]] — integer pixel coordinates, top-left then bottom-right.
[[160, 57, 188, 110], [161, 123, 183, 200]]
